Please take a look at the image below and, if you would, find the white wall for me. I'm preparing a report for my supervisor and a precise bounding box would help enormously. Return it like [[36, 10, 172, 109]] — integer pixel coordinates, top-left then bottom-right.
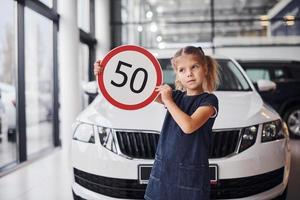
[[58, 0, 81, 151], [95, 0, 111, 59], [215, 46, 300, 61], [214, 36, 300, 60], [57, 0, 111, 151]]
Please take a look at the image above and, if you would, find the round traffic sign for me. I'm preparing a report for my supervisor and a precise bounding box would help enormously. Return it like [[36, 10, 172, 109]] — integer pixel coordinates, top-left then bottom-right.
[[98, 45, 163, 110]]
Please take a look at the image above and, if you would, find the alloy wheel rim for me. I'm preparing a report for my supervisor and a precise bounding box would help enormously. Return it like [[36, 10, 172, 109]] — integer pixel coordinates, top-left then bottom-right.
[[287, 109, 300, 136]]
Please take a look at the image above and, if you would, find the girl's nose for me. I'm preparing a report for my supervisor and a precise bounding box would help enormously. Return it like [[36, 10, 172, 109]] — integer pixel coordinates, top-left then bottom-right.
[[187, 70, 193, 77]]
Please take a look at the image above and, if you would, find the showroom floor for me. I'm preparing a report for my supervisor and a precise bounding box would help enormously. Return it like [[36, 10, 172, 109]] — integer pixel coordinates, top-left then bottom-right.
[[0, 148, 73, 200], [0, 139, 299, 200]]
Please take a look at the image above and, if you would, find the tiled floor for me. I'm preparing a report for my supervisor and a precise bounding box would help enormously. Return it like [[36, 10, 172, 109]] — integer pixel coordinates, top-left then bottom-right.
[[0, 148, 73, 200], [0, 139, 300, 200]]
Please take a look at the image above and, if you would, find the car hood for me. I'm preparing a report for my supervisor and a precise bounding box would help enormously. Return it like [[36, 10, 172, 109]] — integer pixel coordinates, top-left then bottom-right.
[[76, 91, 280, 131]]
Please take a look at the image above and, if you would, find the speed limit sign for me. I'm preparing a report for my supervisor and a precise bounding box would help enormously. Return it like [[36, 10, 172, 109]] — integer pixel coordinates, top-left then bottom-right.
[[98, 45, 163, 110]]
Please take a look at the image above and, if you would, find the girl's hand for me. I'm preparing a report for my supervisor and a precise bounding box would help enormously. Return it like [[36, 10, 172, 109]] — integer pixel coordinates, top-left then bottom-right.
[[155, 94, 163, 104], [155, 84, 173, 105], [93, 60, 103, 76]]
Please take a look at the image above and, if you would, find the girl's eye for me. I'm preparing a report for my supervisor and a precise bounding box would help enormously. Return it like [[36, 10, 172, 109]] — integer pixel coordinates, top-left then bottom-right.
[[179, 68, 184, 73], [192, 65, 199, 69]]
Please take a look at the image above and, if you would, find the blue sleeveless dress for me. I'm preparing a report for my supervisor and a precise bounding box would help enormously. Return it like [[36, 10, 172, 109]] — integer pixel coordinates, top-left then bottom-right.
[[144, 90, 219, 200]]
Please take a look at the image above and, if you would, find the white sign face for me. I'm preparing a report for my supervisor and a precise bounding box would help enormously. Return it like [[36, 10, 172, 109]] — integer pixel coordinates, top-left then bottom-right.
[[98, 45, 163, 110]]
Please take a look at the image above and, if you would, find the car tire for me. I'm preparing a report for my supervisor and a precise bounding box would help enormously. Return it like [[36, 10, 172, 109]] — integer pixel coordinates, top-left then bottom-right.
[[283, 106, 300, 139]]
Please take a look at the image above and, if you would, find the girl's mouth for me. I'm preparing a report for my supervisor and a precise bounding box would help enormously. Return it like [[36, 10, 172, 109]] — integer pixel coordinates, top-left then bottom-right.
[[187, 80, 196, 84]]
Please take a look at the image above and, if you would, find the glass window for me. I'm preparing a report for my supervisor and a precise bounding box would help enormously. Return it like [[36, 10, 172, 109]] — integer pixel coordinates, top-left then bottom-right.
[[158, 58, 175, 88], [78, 0, 90, 32], [78, 43, 89, 109], [218, 60, 251, 91], [158, 58, 250, 91], [25, 8, 54, 156], [118, 0, 299, 48], [270, 1, 300, 36], [244, 68, 270, 83], [214, 0, 273, 38], [0, 0, 17, 168]]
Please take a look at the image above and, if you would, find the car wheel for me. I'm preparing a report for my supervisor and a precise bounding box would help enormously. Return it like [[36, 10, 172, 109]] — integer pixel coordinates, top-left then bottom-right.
[[283, 106, 300, 139]]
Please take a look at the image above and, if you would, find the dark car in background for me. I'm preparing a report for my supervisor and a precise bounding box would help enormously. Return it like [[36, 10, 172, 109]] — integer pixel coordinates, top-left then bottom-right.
[[238, 60, 300, 138]]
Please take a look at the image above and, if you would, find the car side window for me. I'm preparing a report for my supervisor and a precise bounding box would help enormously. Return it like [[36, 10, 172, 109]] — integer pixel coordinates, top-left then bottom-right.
[[159, 59, 176, 89], [244, 68, 270, 83], [273, 68, 287, 80]]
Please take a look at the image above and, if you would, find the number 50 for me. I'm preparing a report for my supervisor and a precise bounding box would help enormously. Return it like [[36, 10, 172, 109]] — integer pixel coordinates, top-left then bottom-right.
[[111, 61, 148, 94]]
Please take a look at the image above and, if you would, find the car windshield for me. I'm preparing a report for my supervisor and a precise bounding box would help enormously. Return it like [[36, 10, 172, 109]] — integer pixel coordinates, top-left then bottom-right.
[[158, 58, 251, 91]]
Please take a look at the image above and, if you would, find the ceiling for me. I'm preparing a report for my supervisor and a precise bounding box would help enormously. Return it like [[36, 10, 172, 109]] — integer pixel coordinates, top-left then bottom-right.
[[140, 0, 282, 44]]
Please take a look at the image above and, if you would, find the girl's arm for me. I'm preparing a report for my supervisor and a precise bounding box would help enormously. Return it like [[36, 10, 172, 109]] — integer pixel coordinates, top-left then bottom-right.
[[156, 85, 215, 134]]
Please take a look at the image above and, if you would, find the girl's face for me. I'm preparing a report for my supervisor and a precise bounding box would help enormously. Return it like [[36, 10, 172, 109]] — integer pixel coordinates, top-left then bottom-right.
[[174, 54, 206, 95]]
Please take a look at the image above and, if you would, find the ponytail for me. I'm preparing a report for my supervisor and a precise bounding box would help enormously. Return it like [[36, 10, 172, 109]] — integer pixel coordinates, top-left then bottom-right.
[[171, 46, 219, 92], [203, 55, 219, 92]]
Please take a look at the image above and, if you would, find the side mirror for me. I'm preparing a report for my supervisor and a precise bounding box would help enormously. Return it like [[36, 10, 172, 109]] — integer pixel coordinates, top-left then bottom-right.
[[256, 79, 276, 92], [82, 81, 99, 97]]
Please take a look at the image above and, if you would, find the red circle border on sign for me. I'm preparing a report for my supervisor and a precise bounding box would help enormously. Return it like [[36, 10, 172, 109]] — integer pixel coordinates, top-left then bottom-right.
[[98, 45, 163, 110]]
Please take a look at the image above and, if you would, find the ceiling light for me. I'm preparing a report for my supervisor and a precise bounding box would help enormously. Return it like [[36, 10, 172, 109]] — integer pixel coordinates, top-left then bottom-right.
[[260, 15, 269, 21], [284, 15, 295, 21], [156, 6, 164, 13], [150, 22, 158, 32], [158, 42, 166, 49], [137, 25, 143, 32], [146, 11, 153, 19], [260, 15, 269, 27], [284, 15, 295, 26], [156, 35, 162, 42]]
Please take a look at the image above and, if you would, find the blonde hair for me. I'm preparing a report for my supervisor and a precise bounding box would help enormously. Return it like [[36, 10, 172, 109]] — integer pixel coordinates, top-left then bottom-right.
[[171, 46, 219, 92]]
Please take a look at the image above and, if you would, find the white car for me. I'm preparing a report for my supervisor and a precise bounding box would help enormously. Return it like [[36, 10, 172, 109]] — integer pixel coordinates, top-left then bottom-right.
[[71, 52, 291, 200], [0, 82, 16, 142], [0, 82, 53, 142]]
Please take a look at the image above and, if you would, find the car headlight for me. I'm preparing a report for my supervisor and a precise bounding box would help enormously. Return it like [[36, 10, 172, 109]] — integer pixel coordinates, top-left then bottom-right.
[[239, 125, 258, 153], [261, 119, 284, 143], [97, 126, 117, 153], [72, 122, 95, 143]]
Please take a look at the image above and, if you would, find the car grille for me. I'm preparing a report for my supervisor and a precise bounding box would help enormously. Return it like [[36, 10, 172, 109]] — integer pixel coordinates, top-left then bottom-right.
[[210, 167, 284, 199], [74, 167, 284, 199], [115, 129, 240, 159], [116, 131, 160, 159], [209, 129, 240, 158], [74, 168, 146, 199]]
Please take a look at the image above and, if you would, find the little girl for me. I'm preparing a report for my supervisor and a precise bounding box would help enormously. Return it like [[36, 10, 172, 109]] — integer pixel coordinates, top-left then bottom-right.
[[94, 46, 219, 200]]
